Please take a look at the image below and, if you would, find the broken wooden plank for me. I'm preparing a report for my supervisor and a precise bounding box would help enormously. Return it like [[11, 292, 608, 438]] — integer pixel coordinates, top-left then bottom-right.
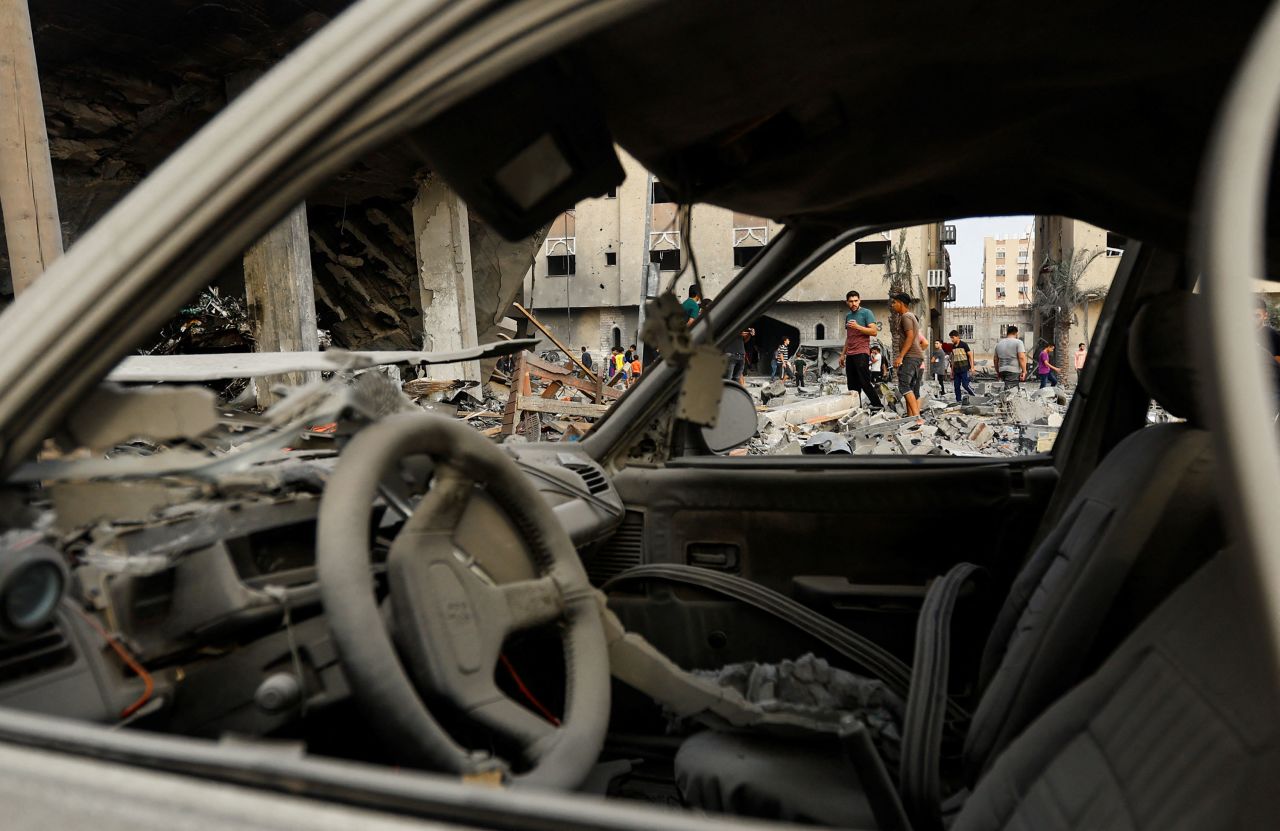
[[540, 380, 564, 399], [515, 395, 610, 419], [512, 302, 599, 384]]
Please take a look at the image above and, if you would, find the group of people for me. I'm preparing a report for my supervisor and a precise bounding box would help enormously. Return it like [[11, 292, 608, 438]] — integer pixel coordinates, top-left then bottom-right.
[[839, 290, 931, 421], [989, 329, 1088, 390], [580, 344, 643, 386]]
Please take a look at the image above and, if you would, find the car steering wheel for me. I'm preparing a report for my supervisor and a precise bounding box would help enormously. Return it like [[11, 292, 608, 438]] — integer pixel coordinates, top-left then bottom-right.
[[316, 412, 609, 789]]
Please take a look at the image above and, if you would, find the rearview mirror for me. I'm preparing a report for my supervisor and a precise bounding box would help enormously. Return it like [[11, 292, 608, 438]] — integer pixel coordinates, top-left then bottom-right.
[[700, 381, 758, 453]]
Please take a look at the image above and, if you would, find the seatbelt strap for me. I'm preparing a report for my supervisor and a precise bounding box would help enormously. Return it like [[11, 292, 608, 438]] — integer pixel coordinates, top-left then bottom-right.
[[603, 564, 971, 728], [899, 562, 982, 831]]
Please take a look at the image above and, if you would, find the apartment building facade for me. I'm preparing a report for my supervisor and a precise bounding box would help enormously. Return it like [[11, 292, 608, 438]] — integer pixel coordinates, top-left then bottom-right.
[[979, 227, 1035, 307]]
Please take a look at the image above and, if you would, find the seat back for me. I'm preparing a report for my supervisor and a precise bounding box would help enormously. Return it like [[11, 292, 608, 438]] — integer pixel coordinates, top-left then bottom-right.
[[964, 291, 1222, 780], [954, 554, 1280, 831]]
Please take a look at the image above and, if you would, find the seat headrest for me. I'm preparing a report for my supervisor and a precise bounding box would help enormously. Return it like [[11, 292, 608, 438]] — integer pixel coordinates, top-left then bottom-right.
[[1127, 291, 1201, 423]]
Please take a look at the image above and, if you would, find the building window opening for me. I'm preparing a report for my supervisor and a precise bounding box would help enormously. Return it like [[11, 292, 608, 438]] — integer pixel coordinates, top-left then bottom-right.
[[1106, 232, 1127, 256], [815, 323, 826, 340], [854, 239, 890, 265], [605, 251, 617, 266], [612, 327, 622, 350], [546, 255, 575, 276], [650, 249, 681, 271], [733, 246, 760, 268], [956, 324, 974, 339]]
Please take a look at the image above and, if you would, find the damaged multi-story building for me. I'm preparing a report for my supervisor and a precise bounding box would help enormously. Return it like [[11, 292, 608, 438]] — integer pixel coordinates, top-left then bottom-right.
[[945, 218, 1125, 377], [525, 150, 954, 367]]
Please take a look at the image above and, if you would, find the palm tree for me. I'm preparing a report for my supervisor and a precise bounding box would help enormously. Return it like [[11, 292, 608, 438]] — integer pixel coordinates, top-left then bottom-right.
[[1035, 246, 1105, 382], [882, 229, 914, 357]]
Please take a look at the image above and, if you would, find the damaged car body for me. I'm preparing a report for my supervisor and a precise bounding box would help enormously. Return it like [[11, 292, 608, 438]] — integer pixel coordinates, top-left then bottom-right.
[[0, 1, 1277, 830]]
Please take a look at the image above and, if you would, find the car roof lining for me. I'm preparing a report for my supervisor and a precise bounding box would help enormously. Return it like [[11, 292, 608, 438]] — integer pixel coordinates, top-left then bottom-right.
[[539, 0, 1280, 255]]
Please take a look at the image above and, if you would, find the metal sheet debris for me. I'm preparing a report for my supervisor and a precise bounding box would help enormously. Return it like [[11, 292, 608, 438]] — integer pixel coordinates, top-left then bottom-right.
[[107, 338, 539, 382]]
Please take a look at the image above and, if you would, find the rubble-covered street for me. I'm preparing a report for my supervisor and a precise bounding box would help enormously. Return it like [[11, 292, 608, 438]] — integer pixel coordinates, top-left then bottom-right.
[[745, 371, 1074, 457]]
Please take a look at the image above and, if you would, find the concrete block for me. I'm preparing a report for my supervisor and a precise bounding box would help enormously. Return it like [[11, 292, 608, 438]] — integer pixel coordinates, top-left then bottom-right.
[[967, 423, 994, 446]]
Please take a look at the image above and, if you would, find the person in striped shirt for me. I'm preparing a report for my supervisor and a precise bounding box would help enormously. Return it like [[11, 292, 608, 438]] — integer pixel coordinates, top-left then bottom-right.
[[771, 337, 794, 383]]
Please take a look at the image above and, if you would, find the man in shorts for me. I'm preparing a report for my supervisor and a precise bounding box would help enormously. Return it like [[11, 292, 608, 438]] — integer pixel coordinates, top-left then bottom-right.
[[890, 292, 924, 421]]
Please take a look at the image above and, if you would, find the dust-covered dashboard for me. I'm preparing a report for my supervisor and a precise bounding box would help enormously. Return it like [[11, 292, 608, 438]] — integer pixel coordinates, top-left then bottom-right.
[[0, 445, 623, 738]]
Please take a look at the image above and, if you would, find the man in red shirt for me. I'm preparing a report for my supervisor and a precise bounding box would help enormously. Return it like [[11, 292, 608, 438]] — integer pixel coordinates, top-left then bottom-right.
[[838, 290, 883, 410]]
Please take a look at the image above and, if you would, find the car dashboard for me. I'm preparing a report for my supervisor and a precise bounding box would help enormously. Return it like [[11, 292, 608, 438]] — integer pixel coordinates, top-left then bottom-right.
[[0, 444, 624, 741]]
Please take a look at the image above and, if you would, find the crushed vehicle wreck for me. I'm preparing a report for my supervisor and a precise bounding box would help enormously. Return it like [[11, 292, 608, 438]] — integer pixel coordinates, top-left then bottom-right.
[[0, 0, 1276, 830]]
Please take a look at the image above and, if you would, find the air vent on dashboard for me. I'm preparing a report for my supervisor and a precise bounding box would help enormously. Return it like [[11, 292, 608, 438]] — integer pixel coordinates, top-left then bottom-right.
[[0, 626, 74, 686], [563, 462, 610, 495], [587, 511, 645, 585]]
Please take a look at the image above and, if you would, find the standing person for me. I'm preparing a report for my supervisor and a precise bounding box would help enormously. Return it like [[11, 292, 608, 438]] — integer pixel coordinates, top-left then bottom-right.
[[929, 340, 950, 396], [1036, 343, 1064, 388], [1074, 343, 1087, 373], [682, 287, 702, 327], [838, 290, 883, 410], [772, 337, 794, 383], [868, 346, 884, 384], [948, 330, 977, 401], [994, 326, 1028, 389], [724, 327, 752, 384], [889, 293, 924, 421], [630, 355, 643, 385], [1255, 297, 1280, 412], [614, 347, 628, 383], [624, 344, 635, 364], [579, 346, 593, 378]]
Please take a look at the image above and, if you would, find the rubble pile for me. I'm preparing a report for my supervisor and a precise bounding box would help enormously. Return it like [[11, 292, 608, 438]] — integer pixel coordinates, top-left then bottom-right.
[[747, 374, 1077, 457], [431, 351, 622, 444]]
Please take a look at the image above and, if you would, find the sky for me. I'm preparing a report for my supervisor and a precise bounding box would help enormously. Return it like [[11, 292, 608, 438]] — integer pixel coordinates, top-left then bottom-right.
[[946, 216, 1034, 306]]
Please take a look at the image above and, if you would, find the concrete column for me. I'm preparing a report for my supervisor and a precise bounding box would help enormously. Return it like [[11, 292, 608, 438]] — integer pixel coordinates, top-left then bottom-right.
[[412, 177, 479, 383], [242, 204, 320, 406], [0, 0, 62, 294]]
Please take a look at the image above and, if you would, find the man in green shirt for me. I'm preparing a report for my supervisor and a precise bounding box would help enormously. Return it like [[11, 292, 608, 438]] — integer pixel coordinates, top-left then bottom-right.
[[682, 286, 702, 327]]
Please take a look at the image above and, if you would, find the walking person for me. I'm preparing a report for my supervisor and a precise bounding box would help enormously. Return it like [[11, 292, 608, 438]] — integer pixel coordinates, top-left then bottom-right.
[[838, 290, 883, 410], [1036, 343, 1063, 388], [948, 330, 977, 401], [579, 346, 594, 378], [1255, 297, 1280, 414], [1074, 343, 1087, 373], [889, 293, 924, 422], [929, 340, 950, 396], [994, 325, 1028, 389], [772, 337, 794, 383], [724, 327, 752, 384]]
